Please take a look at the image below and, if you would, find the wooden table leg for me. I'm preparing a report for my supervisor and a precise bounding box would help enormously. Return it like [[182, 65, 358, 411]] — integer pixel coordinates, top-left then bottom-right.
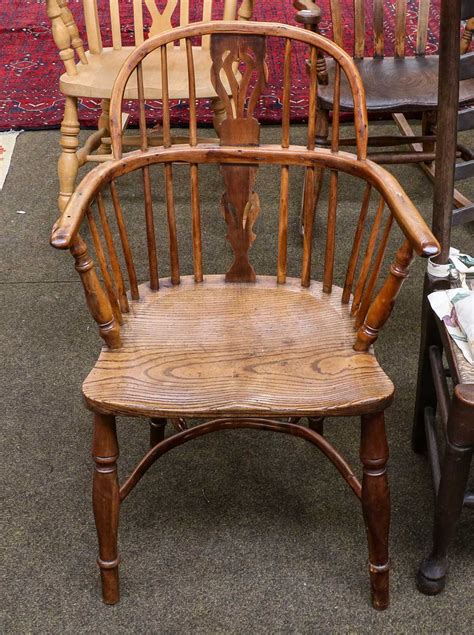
[[417, 384, 474, 594]]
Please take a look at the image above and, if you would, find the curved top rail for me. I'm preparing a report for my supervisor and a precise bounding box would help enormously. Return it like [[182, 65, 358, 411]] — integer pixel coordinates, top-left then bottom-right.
[[51, 144, 438, 257], [108, 20, 369, 159]]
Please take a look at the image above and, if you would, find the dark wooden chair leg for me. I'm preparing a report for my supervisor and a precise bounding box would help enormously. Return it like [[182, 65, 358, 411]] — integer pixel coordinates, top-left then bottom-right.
[[308, 416, 324, 435], [150, 417, 167, 448], [412, 276, 443, 453], [92, 412, 120, 604], [360, 411, 390, 610], [417, 385, 474, 595]]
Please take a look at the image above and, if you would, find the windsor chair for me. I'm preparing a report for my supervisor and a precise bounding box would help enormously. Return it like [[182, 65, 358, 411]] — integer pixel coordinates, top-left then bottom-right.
[[293, 0, 474, 227], [46, 0, 254, 213], [50, 21, 439, 610]]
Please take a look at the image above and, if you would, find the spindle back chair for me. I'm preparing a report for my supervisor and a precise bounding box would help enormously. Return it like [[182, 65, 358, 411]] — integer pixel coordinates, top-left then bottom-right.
[[46, 0, 254, 212], [51, 21, 439, 610], [293, 0, 474, 223]]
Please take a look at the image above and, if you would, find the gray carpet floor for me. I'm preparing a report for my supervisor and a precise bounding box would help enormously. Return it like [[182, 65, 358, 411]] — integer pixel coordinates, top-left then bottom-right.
[[1, 124, 473, 633]]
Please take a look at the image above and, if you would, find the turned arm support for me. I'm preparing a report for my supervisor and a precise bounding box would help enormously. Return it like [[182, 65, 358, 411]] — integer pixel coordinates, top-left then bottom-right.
[[461, 17, 474, 54], [70, 235, 121, 349], [293, 0, 323, 27], [293, 1, 328, 84], [46, 0, 77, 75], [57, 0, 87, 64]]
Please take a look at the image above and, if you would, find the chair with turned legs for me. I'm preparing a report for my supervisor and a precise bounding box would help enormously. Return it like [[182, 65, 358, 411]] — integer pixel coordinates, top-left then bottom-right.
[[50, 21, 439, 610], [46, 0, 254, 213]]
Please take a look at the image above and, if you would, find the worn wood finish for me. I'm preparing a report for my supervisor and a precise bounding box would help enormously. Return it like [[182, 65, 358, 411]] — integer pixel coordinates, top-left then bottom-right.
[[82, 277, 395, 418], [51, 21, 441, 610], [49, 1, 255, 212]]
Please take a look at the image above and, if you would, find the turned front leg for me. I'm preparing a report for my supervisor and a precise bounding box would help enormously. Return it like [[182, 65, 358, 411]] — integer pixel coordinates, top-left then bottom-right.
[[360, 411, 390, 610], [92, 413, 120, 604]]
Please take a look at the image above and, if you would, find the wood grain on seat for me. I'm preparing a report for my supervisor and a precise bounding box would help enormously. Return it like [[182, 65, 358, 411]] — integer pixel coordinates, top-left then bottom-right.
[[319, 57, 474, 113], [83, 276, 394, 418], [60, 47, 221, 100]]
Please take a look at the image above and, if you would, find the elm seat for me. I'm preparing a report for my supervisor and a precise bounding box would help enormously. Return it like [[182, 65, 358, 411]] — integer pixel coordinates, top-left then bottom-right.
[[60, 47, 220, 100], [319, 57, 474, 113], [83, 277, 394, 418]]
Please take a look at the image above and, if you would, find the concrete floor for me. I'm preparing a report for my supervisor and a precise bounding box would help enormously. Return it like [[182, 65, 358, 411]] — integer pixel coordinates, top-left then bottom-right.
[[1, 124, 473, 633]]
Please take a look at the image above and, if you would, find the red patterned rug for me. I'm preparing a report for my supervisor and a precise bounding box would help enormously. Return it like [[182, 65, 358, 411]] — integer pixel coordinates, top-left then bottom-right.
[[1, 0, 443, 130]]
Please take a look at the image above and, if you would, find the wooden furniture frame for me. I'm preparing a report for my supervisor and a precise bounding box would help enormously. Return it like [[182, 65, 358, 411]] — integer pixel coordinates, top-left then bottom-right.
[[46, 0, 254, 213], [293, 0, 474, 224], [51, 21, 439, 609], [413, 0, 473, 596]]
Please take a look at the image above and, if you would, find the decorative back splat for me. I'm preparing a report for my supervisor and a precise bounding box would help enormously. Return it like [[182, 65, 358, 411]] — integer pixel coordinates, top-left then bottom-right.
[[211, 34, 267, 282]]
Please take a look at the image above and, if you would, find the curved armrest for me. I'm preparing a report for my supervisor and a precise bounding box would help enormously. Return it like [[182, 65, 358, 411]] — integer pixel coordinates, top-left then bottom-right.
[[293, 1, 323, 28]]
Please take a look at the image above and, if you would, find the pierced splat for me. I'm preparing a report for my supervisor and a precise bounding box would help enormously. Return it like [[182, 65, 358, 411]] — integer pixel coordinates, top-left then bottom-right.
[[146, 0, 178, 38], [210, 34, 267, 282]]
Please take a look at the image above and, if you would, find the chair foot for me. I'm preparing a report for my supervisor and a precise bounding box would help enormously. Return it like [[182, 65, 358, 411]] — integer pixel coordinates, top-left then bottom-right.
[[98, 556, 121, 604], [416, 557, 447, 595], [369, 561, 390, 610]]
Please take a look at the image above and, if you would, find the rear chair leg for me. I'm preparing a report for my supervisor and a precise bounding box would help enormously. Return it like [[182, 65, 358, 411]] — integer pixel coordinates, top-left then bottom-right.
[[360, 411, 390, 610], [92, 413, 120, 604], [149, 417, 167, 448]]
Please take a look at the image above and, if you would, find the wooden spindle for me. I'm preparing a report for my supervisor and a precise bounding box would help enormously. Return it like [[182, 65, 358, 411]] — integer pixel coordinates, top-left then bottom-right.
[[354, 0, 366, 58], [96, 193, 129, 313], [301, 167, 316, 287], [282, 39, 292, 149], [307, 45, 318, 150], [83, 0, 103, 54], [136, 62, 148, 152], [395, 0, 407, 58], [342, 184, 372, 304], [179, 0, 190, 49], [277, 165, 289, 284], [351, 196, 385, 316], [109, 0, 122, 50], [133, 0, 144, 45], [416, 0, 431, 55], [70, 235, 121, 348], [202, 0, 213, 49], [186, 38, 202, 282], [323, 170, 338, 293], [331, 64, 341, 152], [355, 213, 394, 328], [373, 0, 384, 58], [87, 208, 123, 325], [186, 39, 197, 146], [223, 0, 238, 19], [143, 167, 159, 290], [109, 181, 139, 301], [164, 164, 180, 285], [329, 0, 343, 46], [190, 165, 203, 282], [161, 46, 171, 148]]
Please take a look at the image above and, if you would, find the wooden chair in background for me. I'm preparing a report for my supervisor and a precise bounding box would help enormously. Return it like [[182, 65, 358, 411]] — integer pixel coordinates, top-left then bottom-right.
[[46, 0, 254, 213], [50, 21, 439, 610], [293, 0, 474, 226]]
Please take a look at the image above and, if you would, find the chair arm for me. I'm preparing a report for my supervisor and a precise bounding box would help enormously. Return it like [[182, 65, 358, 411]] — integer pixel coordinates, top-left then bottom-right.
[[366, 160, 439, 258], [293, 1, 323, 29]]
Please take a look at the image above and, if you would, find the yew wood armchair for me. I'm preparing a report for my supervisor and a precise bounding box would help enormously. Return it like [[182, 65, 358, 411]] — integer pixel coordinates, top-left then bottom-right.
[[50, 21, 439, 610], [46, 0, 254, 213], [293, 0, 474, 225]]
